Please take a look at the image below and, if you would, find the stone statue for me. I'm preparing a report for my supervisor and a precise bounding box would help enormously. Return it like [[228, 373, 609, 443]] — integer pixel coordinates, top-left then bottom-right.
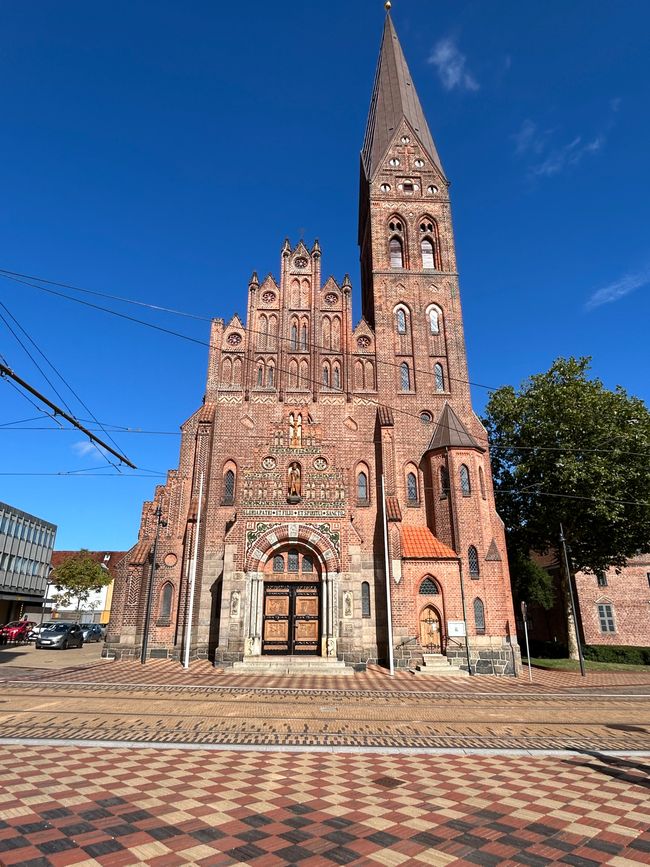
[[289, 412, 302, 447], [288, 462, 302, 498]]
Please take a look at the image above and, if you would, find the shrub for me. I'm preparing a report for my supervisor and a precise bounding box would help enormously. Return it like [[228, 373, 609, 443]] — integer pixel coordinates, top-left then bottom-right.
[[528, 639, 568, 659], [582, 645, 650, 666]]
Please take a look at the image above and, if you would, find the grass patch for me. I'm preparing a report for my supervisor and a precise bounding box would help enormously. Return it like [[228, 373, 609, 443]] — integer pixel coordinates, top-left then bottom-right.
[[529, 657, 650, 673]]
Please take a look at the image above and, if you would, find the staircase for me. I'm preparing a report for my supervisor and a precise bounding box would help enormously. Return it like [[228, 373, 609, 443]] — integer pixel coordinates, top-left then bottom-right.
[[232, 655, 353, 676], [413, 653, 469, 677]]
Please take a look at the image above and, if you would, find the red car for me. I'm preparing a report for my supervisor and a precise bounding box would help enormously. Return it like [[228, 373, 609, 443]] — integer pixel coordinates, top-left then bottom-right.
[[0, 620, 36, 643]]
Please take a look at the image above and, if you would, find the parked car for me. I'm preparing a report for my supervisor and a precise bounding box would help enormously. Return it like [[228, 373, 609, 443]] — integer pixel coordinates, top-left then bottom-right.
[[28, 621, 63, 641], [80, 624, 103, 643], [0, 620, 36, 643], [35, 623, 84, 650]]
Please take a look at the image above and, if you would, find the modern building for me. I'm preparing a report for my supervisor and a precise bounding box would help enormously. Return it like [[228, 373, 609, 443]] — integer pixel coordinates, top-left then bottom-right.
[[107, 13, 519, 674], [0, 500, 57, 623], [48, 551, 127, 624]]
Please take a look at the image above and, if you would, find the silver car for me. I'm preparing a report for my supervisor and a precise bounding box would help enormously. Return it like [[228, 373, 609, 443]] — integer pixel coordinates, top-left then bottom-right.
[[28, 621, 66, 640], [35, 623, 84, 650], [80, 624, 103, 643]]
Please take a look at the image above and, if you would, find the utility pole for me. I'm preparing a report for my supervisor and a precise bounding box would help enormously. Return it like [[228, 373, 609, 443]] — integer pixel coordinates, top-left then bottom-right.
[[559, 523, 586, 677], [140, 505, 167, 664]]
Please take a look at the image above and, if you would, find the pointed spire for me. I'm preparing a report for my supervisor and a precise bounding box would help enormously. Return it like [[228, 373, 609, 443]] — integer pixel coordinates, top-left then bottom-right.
[[362, 14, 445, 181], [424, 404, 484, 453], [249, 271, 259, 288]]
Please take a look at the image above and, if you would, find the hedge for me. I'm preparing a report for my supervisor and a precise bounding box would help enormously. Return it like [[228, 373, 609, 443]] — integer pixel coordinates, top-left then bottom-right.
[[582, 644, 650, 665]]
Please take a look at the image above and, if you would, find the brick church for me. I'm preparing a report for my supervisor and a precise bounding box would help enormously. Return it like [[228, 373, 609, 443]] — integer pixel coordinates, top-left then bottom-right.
[[107, 13, 520, 675]]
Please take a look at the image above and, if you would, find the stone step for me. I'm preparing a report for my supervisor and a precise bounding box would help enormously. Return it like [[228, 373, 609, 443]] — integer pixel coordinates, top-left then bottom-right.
[[413, 654, 469, 677], [232, 656, 353, 676]]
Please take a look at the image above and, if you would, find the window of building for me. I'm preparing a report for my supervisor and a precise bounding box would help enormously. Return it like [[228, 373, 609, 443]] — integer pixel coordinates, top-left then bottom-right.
[[598, 603, 615, 633], [361, 581, 371, 617], [420, 410, 432, 425], [440, 465, 449, 498], [400, 362, 411, 391], [302, 555, 313, 573], [256, 365, 263, 386], [273, 555, 284, 572], [428, 307, 440, 334], [267, 365, 275, 387], [596, 572, 608, 588], [479, 466, 486, 499], [406, 471, 418, 503], [434, 363, 445, 392], [357, 471, 368, 503], [223, 469, 235, 505], [333, 364, 341, 390], [460, 465, 471, 497], [395, 308, 407, 334], [419, 577, 439, 595], [647, 572, 650, 589], [301, 324, 308, 351], [287, 549, 299, 572], [389, 237, 403, 269], [322, 364, 329, 387], [421, 238, 435, 269], [291, 324, 298, 350], [468, 545, 480, 578], [158, 583, 173, 624], [473, 597, 486, 634]]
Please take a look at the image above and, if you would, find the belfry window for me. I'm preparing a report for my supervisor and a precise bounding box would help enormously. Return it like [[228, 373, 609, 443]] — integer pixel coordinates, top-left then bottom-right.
[[322, 365, 329, 387], [429, 307, 440, 334], [333, 365, 341, 390], [291, 324, 298, 351], [400, 362, 411, 391], [389, 237, 403, 269], [434, 363, 445, 393]]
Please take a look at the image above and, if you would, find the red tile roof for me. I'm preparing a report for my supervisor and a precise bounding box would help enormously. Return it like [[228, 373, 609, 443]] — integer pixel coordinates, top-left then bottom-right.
[[401, 526, 457, 560], [385, 496, 402, 522], [51, 550, 127, 575]]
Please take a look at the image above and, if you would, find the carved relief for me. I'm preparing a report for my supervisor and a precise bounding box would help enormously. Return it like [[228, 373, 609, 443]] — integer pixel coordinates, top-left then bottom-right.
[[230, 590, 241, 619], [343, 590, 353, 619]]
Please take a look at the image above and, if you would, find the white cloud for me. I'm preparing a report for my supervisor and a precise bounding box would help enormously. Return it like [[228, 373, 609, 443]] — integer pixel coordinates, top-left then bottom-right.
[[531, 134, 604, 178], [513, 120, 550, 156], [72, 440, 105, 458], [428, 37, 479, 92], [585, 267, 650, 311]]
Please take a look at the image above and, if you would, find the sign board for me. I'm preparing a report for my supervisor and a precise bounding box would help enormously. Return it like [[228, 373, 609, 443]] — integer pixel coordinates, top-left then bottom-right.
[[447, 620, 466, 637]]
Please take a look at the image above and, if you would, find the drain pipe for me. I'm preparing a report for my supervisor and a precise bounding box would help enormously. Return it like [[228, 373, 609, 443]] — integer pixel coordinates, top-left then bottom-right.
[[183, 472, 204, 670], [381, 474, 395, 676]]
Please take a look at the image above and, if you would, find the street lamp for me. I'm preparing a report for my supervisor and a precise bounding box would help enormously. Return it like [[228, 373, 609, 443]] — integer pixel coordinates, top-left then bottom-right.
[[140, 505, 167, 665]]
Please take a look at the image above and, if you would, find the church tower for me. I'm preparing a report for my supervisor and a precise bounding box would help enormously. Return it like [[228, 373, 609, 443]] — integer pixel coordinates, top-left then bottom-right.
[[106, 10, 519, 675]]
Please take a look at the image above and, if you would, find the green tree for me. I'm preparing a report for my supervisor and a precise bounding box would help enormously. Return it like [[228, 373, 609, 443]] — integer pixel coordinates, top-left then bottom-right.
[[483, 357, 650, 658], [50, 550, 113, 618]]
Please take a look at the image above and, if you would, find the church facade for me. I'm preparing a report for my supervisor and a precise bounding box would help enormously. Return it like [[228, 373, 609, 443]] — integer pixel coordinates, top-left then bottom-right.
[[106, 15, 520, 675]]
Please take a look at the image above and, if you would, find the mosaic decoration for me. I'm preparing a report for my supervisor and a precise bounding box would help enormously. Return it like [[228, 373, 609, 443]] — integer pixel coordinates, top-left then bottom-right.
[[313, 457, 328, 470]]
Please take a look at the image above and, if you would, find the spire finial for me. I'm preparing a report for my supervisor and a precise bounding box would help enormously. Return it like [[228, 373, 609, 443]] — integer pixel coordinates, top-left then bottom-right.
[[385, 1, 391, 9]]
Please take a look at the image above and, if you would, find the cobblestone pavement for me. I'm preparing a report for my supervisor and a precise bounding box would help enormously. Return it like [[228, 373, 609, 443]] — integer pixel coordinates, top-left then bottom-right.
[[0, 744, 648, 866]]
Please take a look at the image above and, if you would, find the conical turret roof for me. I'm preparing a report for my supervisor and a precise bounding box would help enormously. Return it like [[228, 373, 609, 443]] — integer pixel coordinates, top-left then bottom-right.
[[425, 404, 484, 453], [361, 14, 445, 181]]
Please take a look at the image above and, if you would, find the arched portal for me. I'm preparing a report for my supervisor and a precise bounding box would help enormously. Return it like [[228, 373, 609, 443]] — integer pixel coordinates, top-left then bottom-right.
[[419, 604, 443, 653], [261, 545, 321, 655]]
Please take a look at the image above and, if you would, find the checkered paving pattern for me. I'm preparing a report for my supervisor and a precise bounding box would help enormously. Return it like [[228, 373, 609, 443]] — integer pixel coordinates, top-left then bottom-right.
[[0, 745, 648, 866], [5, 658, 650, 695]]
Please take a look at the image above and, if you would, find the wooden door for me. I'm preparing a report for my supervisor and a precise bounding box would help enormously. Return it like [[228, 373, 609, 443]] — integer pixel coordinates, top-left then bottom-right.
[[419, 605, 442, 653], [262, 583, 320, 655]]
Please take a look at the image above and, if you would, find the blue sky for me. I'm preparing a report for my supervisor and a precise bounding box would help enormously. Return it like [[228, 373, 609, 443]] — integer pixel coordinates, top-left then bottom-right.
[[1, 0, 648, 549]]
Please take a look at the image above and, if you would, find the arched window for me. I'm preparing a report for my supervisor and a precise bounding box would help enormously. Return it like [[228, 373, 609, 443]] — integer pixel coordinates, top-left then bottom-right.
[[400, 362, 411, 391], [479, 466, 486, 499], [473, 597, 486, 634], [267, 364, 275, 387], [407, 471, 418, 503], [223, 468, 236, 505], [428, 307, 441, 334], [268, 315, 278, 349], [232, 357, 242, 385], [291, 323, 298, 350], [468, 545, 480, 578], [361, 581, 371, 618], [322, 317, 331, 349], [357, 470, 368, 503], [301, 324, 308, 351], [389, 237, 403, 268], [273, 554, 284, 572], [395, 308, 407, 334], [365, 360, 375, 390], [256, 364, 264, 386], [299, 359, 309, 387], [434, 363, 445, 392], [158, 582, 173, 624], [287, 549, 299, 572], [302, 554, 313, 573], [419, 577, 439, 595], [421, 238, 435, 269], [440, 465, 450, 498], [460, 465, 471, 497], [322, 364, 330, 387], [333, 364, 341, 390], [289, 359, 298, 388], [221, 357, 232, 385], [332, 317, 341, 350]]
